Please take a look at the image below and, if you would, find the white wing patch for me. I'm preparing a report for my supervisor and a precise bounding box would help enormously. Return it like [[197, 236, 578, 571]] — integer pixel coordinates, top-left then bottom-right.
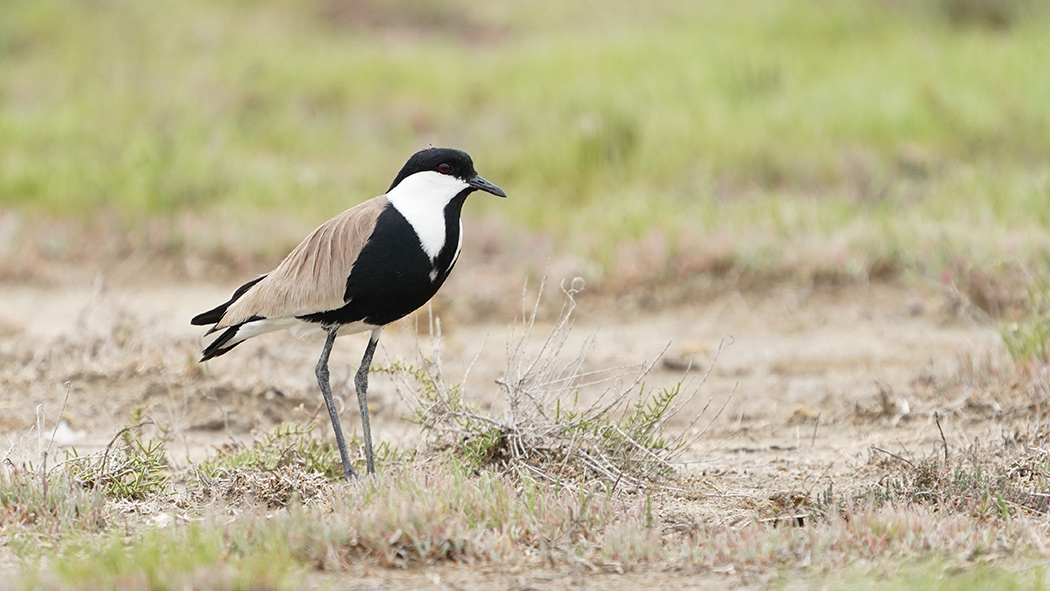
[[387, 171, 468, 260]]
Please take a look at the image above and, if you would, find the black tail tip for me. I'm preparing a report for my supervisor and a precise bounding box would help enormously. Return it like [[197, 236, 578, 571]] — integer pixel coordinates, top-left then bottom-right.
[[199, 346, 232, 363]]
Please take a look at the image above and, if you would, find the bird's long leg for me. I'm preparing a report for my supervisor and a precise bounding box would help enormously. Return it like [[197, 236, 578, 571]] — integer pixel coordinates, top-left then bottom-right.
[[316, 324, 356, 480], [355, 328, 383, 475]]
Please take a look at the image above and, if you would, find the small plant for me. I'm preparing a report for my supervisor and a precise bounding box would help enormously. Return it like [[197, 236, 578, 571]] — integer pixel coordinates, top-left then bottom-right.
[[64, 421, 169, 501], [389, 278, 718, 490], [198, 423, 409, 482], [460, 427, 507, 469], [191, 423, 344, 507], [593, 383, 682, 476], [200, 423, 337, 478]]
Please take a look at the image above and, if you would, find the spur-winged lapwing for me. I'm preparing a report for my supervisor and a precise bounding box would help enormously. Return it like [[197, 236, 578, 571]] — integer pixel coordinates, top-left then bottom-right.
[[192, 147, 506, 479]]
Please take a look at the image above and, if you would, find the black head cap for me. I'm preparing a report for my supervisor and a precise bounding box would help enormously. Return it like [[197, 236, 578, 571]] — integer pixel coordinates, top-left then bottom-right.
[[387, 147, 506, 198]]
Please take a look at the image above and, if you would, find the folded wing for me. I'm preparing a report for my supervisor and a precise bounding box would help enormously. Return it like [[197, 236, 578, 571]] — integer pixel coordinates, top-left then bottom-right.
[[197, 195, 389, 330]]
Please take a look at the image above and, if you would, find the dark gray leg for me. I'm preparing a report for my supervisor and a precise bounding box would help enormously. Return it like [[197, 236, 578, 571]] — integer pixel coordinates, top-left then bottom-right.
[[355, 328, 382, 475], [316, 325, 356, 480]]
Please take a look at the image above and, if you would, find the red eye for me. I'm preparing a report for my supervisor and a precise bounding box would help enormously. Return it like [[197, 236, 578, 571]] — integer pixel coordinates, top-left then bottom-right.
[[437, 163, 452, 175]]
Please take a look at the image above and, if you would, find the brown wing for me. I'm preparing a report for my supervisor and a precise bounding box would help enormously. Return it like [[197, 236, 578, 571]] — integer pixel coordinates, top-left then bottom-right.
[[216, 196, 389, 328]]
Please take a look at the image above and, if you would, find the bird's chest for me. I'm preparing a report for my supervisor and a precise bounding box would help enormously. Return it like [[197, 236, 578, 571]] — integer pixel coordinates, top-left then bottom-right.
[[341, 205, 461, 325]]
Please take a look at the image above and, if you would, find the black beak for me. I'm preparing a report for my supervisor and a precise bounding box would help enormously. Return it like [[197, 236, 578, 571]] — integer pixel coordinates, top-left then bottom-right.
[[468, 174, 507, 198]]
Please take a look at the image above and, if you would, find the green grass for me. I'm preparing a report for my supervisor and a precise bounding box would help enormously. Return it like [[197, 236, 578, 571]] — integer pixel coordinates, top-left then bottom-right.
[[792, 561, 1048, 591], [28, 521, 301, 591], [1, 0, 1049, 280], [1003, 277, 1050, 365], [197, 423, 341, 480]]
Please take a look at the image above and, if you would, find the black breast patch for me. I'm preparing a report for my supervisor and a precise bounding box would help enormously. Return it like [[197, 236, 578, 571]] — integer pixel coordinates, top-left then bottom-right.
[[298, 195, 466, 327]]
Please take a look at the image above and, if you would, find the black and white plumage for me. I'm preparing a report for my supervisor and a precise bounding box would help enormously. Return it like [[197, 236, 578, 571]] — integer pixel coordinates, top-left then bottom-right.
[[191, 147, 506, 479]]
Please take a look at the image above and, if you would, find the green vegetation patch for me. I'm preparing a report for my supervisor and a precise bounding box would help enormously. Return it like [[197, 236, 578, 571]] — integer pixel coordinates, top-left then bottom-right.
[[791, 560, 1048, 591], [197, 423, 341, 480], [1, 0, 1049, 284], [1003, 277, 1050, 366]]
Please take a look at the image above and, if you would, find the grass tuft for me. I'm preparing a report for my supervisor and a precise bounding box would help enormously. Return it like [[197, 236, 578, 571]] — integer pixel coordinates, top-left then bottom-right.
[[198, 423, 340, 481], [387, 279, 715, 491], [64, 423, 169, 501], [819, 440, 1050, 523], [0, 466, 107, 560]]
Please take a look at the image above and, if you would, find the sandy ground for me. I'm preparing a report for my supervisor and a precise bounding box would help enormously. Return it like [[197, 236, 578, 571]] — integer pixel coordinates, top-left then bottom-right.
[[0, 276, 1000, 506], [0, 275, 1015, 588]]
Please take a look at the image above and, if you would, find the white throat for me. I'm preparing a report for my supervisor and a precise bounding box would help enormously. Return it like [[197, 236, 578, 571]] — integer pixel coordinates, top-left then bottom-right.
[[387, 171, 469, 260]]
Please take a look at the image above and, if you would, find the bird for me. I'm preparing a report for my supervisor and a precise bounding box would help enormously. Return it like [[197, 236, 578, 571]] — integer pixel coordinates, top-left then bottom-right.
[[191, 147, 506, 479]]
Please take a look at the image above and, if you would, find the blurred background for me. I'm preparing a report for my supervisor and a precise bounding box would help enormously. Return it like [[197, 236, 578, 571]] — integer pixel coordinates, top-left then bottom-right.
[[1, 0, 1048, 314]]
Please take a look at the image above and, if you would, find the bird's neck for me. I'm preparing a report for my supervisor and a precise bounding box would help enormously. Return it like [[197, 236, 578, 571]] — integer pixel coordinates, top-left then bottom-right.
[[387, 177, 467, 260], [432, 190, 469, 271]]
